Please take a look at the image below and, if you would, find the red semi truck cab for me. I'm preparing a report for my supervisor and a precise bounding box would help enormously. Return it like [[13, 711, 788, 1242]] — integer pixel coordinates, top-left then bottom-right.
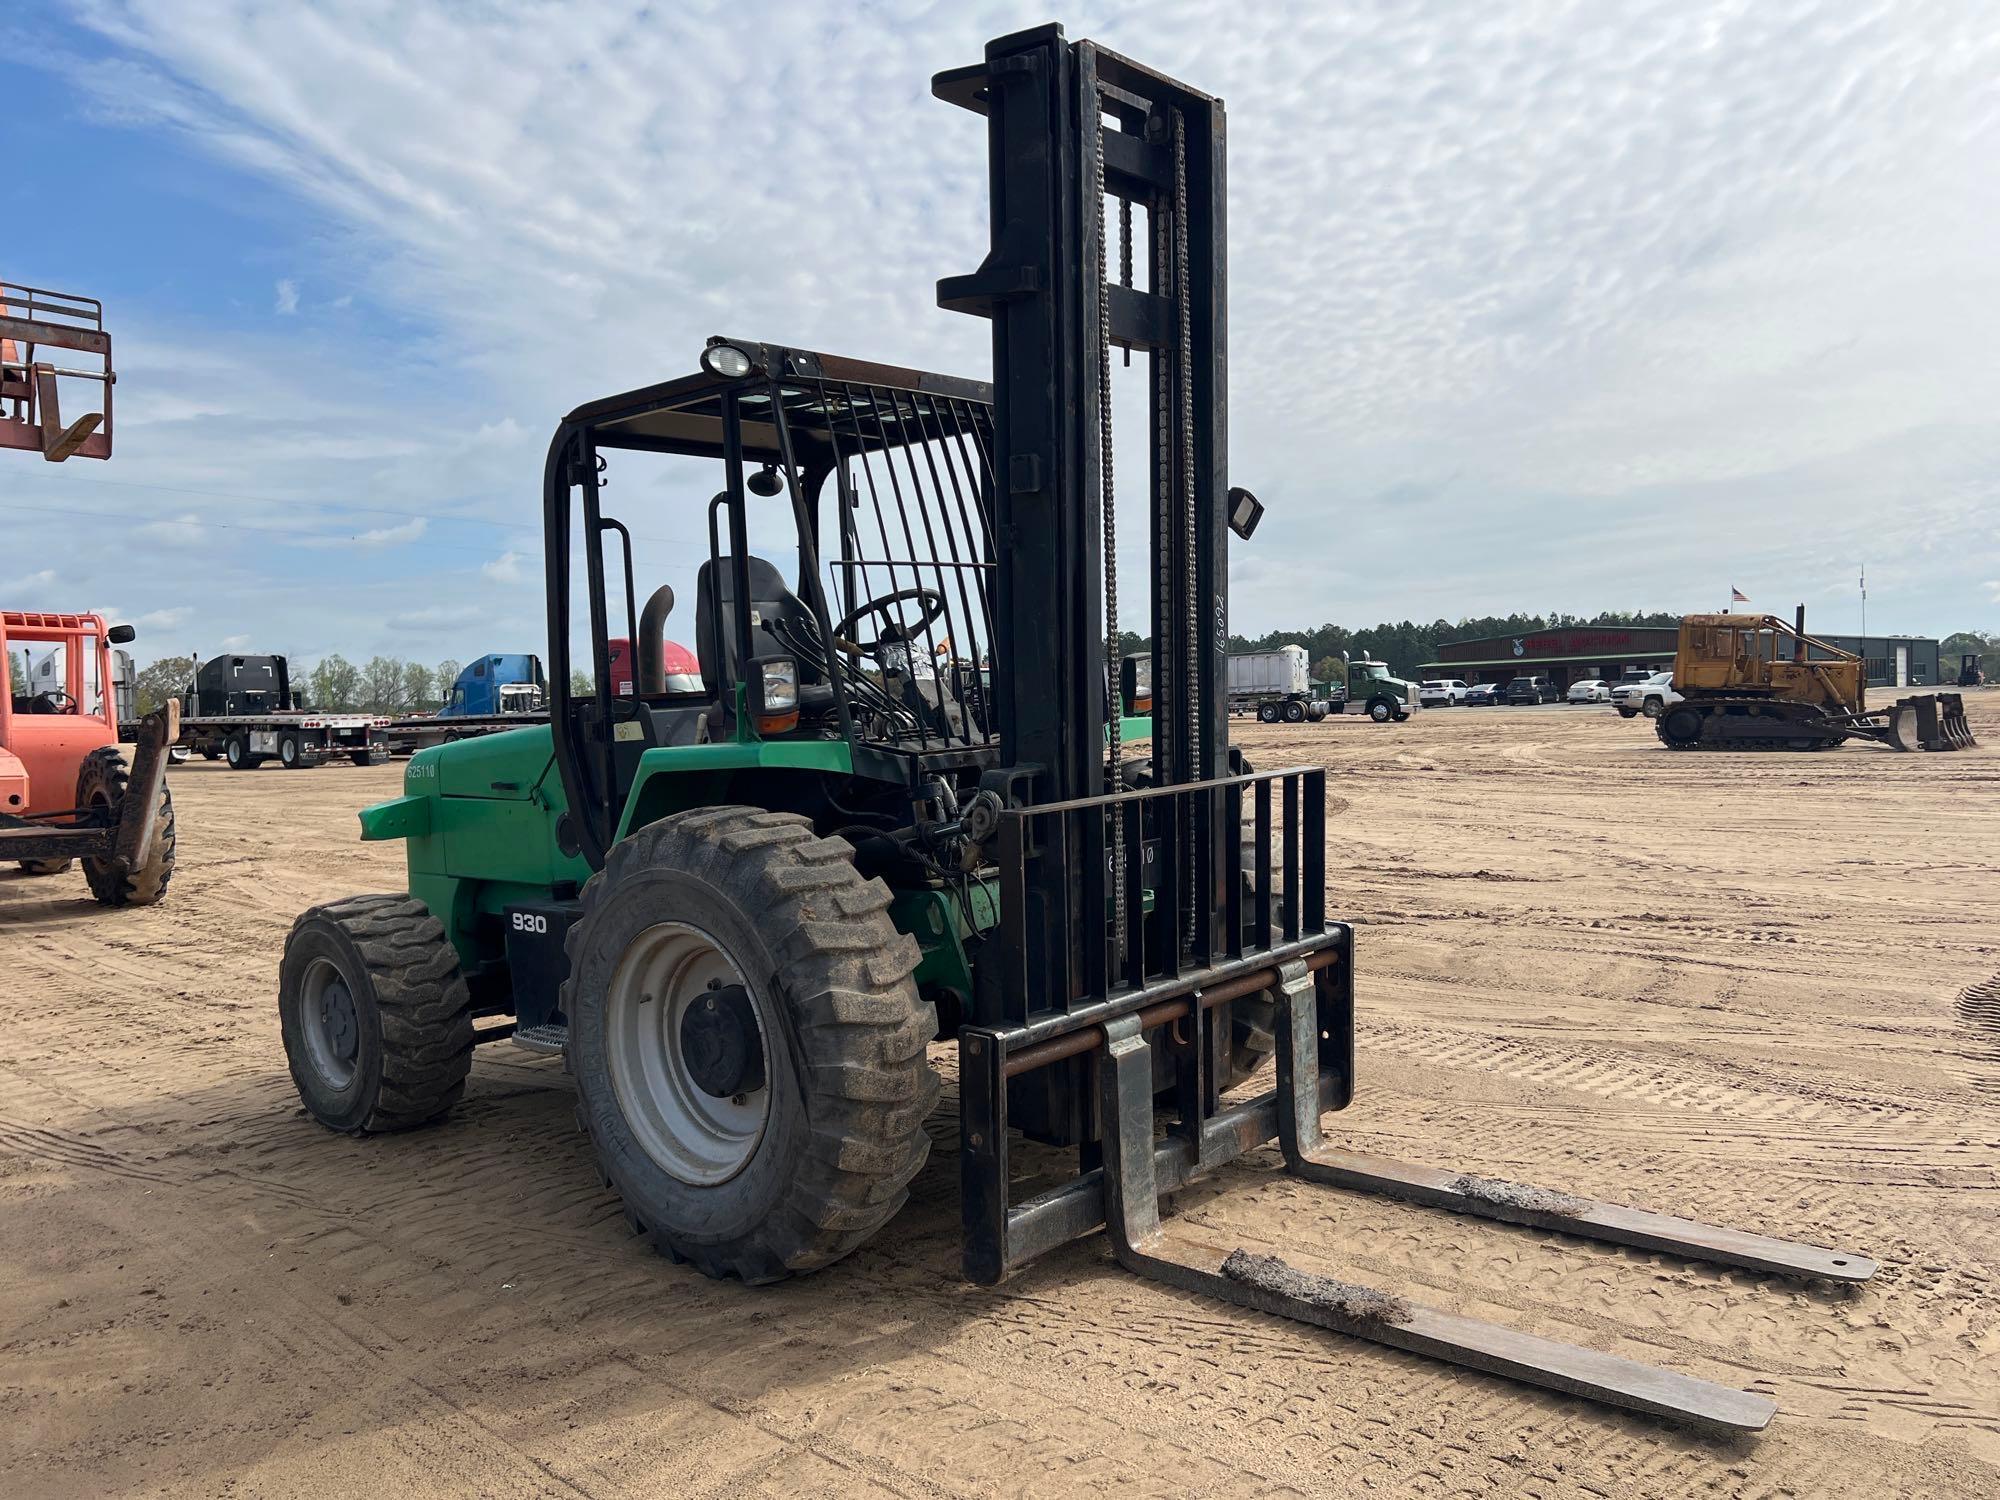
[[604, 637, 701, 697]]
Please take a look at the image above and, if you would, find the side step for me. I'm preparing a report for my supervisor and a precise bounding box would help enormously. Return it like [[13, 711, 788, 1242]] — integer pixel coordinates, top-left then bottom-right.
[[511, 1023, 568, 1056], [1094, 965, 1876, 1434]]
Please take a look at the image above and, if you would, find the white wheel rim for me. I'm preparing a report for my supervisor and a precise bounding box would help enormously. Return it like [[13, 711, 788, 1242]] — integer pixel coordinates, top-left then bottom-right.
[[604, 922, 770, 1186]]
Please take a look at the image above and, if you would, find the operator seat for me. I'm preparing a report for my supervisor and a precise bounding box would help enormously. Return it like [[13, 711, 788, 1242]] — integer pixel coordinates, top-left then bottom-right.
[[693, 556, 836, 721]]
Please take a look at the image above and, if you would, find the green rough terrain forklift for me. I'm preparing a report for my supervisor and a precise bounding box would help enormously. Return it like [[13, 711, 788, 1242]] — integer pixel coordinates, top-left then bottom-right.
[[279, 23, 1874, 1433]]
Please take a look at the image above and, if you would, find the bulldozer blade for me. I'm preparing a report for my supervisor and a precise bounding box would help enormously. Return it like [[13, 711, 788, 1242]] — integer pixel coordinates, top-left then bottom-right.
[[1887, 694, 1978, 752], [1284, 1149, 1874, 1283], [1096, 1013, 1777, 1434]]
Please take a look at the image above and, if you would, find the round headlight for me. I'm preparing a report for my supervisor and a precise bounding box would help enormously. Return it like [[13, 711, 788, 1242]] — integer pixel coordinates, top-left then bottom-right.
[[701, 343, 755, 379]]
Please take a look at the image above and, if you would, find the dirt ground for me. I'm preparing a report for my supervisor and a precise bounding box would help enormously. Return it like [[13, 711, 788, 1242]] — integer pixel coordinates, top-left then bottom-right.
[[3, 699, 1996, 1499]]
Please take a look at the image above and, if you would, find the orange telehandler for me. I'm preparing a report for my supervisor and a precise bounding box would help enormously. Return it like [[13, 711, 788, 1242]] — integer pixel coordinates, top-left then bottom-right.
[[2, 612, 177, 904]]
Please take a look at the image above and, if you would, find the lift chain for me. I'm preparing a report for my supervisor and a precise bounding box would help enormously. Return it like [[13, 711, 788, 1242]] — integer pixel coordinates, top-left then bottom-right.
[[1174, 112, 1200, 949], [1118, 195, 1133, 368], [1092, 93, 1125, 942]]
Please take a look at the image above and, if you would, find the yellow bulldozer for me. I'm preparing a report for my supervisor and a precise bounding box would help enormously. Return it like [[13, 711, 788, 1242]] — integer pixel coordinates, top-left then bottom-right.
[[1657, 607, 1977, 752]]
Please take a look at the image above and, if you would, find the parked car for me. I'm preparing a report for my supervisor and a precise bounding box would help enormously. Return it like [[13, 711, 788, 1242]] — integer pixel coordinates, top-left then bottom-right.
[[1462, 682, 1502, 706], [1566, 678, 1611, 704], [1610, 670, 1682, 719], [1419, 678, 1470, 707], [1504, 674, 1559, 705]]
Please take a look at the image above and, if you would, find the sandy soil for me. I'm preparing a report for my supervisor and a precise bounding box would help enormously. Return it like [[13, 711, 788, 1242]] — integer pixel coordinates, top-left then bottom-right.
[[3, 699, 1997, 1499]]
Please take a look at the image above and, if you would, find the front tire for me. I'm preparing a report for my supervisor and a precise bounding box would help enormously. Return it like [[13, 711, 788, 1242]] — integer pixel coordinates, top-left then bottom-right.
[[1368, 699, 1393, 723], [279, 894, 474, 1132], [76, 748, 176, 907], [563, 808, 938, 1283]]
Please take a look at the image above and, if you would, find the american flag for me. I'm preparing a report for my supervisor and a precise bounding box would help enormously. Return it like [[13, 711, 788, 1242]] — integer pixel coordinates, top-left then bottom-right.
[[1730, 588, 1749, 603]]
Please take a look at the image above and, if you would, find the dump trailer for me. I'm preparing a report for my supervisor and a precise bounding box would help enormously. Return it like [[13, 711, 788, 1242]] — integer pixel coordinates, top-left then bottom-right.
[[1657, 608, 1977, 752], [179, 653, 384, 768], [1229, 645, 1326, 722], [2, 611, 176, 901], [273, 24, 1872, 1434]]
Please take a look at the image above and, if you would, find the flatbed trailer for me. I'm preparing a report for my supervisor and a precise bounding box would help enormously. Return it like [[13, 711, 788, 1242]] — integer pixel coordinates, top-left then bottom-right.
[[379, 711, 547, 755], [180, 712, 384, 769]]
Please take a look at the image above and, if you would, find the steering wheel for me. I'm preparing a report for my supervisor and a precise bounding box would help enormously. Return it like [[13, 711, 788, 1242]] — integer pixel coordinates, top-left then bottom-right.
[[32, 689, 77, 715], [833, 587, 946, 659]]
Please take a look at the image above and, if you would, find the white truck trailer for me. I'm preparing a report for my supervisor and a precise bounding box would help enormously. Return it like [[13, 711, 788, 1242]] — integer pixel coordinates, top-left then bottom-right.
[[1228, 645, 1328, 722]]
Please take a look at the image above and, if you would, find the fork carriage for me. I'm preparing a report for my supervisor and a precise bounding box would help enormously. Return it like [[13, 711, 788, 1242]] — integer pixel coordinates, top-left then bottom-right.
[[0, 283, 114, 462]]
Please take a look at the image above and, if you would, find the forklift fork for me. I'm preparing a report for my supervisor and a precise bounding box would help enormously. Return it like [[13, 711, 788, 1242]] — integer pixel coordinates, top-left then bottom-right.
[[1095, 962, 1874, 1434]]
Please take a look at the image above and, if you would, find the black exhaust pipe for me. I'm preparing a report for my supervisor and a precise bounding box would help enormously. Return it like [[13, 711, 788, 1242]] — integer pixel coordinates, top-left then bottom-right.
[[637, 585, 676, 693]]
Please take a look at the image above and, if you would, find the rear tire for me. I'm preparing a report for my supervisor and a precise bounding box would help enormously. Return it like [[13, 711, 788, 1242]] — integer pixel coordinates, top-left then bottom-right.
[[353, 749, 380, 767], [1257, 702, 1280, 724], [279, 894, 474, 1132], [278, 732, 302, 769], [563, 808, 938, 1282], [225, 735, 255, 770], [76, 748, 175, 907], [18, 858, 73, 876], [1283, 699, 1305, 723]]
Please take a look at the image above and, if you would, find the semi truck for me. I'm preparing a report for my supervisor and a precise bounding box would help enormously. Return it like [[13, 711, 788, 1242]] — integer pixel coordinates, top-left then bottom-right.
[[382, 642, 703, 754], [1327, 656, 1418, 721], [381, 652, 548, 754], [178, 653, 384, 769], [1227, 645, 1328, 722]]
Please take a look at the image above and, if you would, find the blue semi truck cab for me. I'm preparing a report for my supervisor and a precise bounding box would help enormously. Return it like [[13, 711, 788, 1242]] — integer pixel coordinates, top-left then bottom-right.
[[440, 654, 547, 718]]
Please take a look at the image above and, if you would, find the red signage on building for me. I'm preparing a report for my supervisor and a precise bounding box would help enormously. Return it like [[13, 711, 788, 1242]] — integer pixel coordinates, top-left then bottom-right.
[[1520, 630, 1634, 654]]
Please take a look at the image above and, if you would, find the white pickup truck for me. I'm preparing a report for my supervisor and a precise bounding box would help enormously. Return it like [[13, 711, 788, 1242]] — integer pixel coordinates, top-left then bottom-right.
[[1610, 670, 1681, 719]]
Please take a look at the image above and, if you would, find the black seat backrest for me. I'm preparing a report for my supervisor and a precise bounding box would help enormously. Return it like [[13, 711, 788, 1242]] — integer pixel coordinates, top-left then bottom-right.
[[694, 555, 819, 699]]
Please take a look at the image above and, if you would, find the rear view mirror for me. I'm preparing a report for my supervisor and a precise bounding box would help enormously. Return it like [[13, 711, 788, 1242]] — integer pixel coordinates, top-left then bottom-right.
[[107, 624, 136, 644]]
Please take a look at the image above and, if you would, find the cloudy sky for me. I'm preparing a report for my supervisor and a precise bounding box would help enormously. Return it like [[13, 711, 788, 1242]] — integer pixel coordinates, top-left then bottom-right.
[[5, 0, 1996, 670]]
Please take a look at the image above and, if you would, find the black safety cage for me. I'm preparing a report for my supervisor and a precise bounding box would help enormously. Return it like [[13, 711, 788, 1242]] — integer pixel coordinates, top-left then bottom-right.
[[542, 342, 1004, 867]]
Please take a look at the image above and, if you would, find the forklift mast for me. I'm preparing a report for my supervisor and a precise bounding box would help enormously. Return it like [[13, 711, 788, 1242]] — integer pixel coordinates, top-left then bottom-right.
[[937, 23, 1230, 807]]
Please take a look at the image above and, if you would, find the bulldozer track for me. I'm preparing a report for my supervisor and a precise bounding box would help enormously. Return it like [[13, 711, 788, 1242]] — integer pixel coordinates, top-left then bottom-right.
[[1655, 694, 1849, 752]]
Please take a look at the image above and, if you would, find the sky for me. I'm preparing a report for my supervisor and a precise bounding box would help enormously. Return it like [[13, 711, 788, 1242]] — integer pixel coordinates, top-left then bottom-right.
[[3, 0, 1996, 673]]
